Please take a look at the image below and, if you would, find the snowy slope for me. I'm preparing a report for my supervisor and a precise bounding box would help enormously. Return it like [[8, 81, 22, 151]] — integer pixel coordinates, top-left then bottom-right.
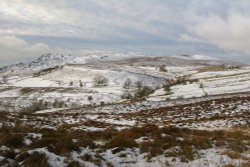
[[0, 52, 250, 167], [0, 52, 248, 112], [173, 54, 219, 61], [0, 52, 145, 77]]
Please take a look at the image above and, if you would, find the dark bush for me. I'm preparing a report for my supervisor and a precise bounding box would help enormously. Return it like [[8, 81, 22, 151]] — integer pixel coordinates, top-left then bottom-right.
[[23, 152, 50, 167], [106, 135, 138, 149], [68, 161, 82, 167], [0, 133, 24, 148], [135, 86, 154, 99]]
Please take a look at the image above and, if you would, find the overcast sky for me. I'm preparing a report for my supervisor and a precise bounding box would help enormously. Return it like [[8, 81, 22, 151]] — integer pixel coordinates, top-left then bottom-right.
[[1, 0, 250, 66]]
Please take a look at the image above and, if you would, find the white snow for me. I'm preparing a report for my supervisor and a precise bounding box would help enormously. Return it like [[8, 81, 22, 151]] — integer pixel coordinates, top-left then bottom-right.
[[191, 70, 250, 79], [24, 138, 32, 145], [71, 125, 105, 131], [174, 54, 219, 61], [191, 54, 219, 60], [11, 77, 55, 87], [167, 83, 205, 99], [27, 133, 42, 139], [175, 148, 247, 167], [35, 108, 68, 114]]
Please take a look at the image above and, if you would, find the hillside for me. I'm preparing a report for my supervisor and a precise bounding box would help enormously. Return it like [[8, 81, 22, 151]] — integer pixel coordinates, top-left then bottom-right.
[[0, 53, 249, 167]]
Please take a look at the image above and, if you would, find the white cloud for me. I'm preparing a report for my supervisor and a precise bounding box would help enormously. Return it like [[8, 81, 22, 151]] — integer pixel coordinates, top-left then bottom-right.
[[0, 35, 85, 66], [0, 36, 48, 64], [186, 10, 250, 55]]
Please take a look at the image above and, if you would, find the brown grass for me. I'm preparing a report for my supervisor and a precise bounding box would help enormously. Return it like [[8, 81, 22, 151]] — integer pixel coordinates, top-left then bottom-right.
[[0, 110, 249, 166], [223, 151, 243, 160], [241, 162, 250, 167], [81, 153, 101, 166], [223, 165, 235, 167], [198, 65, 227, 72], [0, 133, 24, 148], [31, 129, 80, 155], [23, 152, 50, 167], [68, 161, 82, 167]]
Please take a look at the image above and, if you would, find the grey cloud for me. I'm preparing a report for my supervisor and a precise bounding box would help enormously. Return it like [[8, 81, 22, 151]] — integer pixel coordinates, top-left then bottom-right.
[[0, 0, 250, 65], [0, 0, 180, 38]]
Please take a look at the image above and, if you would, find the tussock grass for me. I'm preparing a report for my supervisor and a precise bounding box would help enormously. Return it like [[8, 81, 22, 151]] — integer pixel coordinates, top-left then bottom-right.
[[0, 133, 24, 148], [0, 103, 249, 166], [23, 152, 50, 167], [68, 161, 82, 167]]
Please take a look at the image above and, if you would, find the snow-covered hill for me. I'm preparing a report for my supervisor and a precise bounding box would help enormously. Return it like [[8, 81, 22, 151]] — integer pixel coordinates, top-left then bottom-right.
[[1, 52, 148, 75], [0, 52, 248, 112], [0, 52, 250, 167], [0, 52, 240, 77]]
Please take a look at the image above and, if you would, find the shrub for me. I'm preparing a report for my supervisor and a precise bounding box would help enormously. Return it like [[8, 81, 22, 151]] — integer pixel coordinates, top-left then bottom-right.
[[177, 96, 184, 100], [31, 136, 80, 155], [68, 161, 82, 167], [106, 161, 114, 167], [0, 111, 8, 120], [106, 135, 138, 149], [81, 153, 101, 166], [58, 124, 79, 130], [121, 91, 132, 100], [93, 75, 109, 87], [31, 137, 59, 149], [81, 153, 92, 161], [123, 79, 132, 89], [16, 152, 30, 162], [135, 81, 142, 89], [77, 137, 96, 149], [20, 88, 33, 94], [135, 86, 154, 99], [23, 152, 50, 167], [79, 80, 83, 87], [180, 145, 196, 161], [52, 100, 65, 108], [199, 83, 204, 88], [2, 149, 18, 160], [163, 85, 171, 92], [0, 133, 24, 148], [88, 96, 93, 101], [33, 66, 61, 77], [223, 151, 242, 159], [159, 65, 167, 72]]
